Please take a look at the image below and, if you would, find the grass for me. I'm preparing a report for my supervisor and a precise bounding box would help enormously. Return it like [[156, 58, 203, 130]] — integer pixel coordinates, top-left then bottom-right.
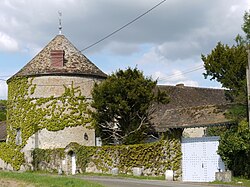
[[211, 177, 250, 187], [0, 171, 104, 187]]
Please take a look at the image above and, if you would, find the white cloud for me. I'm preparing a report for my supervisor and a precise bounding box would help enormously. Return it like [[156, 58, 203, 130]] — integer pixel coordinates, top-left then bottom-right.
[[0, 0, 247, 55], [137, 47, 165, 65], [105, 41, 140, 56], [0, 32, 18, 52], [0, 0, 247, 89], [0, 81, 7, 100], [153, 70, 199, 87], [154, 70, 186, 82]]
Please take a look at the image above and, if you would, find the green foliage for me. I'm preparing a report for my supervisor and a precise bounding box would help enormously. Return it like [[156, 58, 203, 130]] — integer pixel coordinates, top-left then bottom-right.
[[7, 78, 91, 147], [32, 148, 65, 170], [0, 111, 6, 121], [225, 104, 247, 122], [202, 13, 250, 178], [0, 171, 104, 187], [0, 100, 7, 105], [32, 139, 182, 180], [92, 67, 168, 145], [211, 177, 250, 187], [202, 41, 248, 103], [0, 143, 25, 170], [76, 145, 95, 171], [218, 120, 250, 178], [242, 10, 250, 44], [205, 126, 228, 136], [0, 77, 91, 170], [90, 139, 182, 178]]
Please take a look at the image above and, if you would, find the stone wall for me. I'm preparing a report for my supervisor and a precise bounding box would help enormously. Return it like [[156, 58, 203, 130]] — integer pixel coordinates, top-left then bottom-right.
[[22, 125, 95, 152], [3, 75, 102, 170], [0, 158, 13, 171], [183, 127, 206, 138], [19, 76, 98, 151], [32, 139, 182, 180], [30, 76, 100, 99]]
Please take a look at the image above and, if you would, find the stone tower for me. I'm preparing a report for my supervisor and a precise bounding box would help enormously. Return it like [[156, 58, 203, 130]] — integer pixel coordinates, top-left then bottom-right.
[[7, 35, 106, 153]]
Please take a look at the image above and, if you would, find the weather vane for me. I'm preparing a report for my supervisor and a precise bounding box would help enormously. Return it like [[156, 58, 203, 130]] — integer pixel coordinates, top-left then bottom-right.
[[58, 11, 62, 35]]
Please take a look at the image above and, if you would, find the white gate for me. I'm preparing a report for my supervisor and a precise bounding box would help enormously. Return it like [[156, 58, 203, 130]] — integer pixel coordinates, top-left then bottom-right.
[[181, 136, 225, 182]]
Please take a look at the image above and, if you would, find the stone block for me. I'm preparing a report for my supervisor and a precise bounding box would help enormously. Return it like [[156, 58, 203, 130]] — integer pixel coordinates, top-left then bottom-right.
[[19, 165, 27, 172], [132, 167, 143, 176], [165, 170, 174, 181], [215, 171, 232, 182], [111, 167, 119, 175]]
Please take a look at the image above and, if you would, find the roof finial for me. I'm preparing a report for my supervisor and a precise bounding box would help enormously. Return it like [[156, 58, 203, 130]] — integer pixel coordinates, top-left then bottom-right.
[[58, 11, 62, 35]]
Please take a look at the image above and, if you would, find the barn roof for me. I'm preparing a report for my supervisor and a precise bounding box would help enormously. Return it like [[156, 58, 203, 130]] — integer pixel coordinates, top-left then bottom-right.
[[152, 84, 233, 131], [0, 121, 7, 141], [8, 35, 107, 82]]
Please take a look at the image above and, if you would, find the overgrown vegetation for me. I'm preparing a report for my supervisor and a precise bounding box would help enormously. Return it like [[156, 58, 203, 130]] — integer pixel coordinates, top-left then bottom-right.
[[0, 77, 91, 170], [92, 67, 169, 145], [218, 120, 250, 178], [32, 139, 182, 180], [0, 171, 104, 187]]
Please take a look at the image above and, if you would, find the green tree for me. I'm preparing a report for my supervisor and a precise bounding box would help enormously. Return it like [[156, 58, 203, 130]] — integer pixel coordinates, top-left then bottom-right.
[[202, 41, 248, 103], [242, 10, 250, 44], [218, 120, 250, 178], [91, 67, 168, 145], [202, 10, 250, 178]]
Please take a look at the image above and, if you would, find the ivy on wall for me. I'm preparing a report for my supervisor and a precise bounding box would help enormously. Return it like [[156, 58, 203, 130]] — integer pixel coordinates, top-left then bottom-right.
[[0, 143, 24, 170], [0, 76, 91, 170], [32, 139, 182, 180]]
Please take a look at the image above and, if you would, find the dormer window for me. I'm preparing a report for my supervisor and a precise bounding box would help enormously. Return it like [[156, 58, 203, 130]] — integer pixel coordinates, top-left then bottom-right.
[[50, 50, 64, 68]]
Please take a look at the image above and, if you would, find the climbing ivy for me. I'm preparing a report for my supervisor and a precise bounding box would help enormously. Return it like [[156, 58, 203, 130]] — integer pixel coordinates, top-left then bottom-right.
[[32, 139, 182, 179], [88, 139, 182, 179], [0, 76, 91, 170], [0, 143, 24, 170]]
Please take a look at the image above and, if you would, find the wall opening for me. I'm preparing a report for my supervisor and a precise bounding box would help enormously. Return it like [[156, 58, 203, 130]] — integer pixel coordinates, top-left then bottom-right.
[[68, 150, 76, 175], [15, 128, 22, 145]]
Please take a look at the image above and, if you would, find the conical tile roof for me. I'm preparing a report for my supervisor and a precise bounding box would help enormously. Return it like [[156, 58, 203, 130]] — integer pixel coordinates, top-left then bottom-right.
[[9, 35, 107, 81]]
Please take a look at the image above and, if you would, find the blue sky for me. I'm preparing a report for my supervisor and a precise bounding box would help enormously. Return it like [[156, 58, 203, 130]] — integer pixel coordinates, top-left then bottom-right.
[[0, 0, 249, 99]]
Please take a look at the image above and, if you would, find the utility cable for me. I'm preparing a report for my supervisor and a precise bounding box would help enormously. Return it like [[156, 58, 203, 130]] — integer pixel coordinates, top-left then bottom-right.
[[80, 0, 167, 52], [158, 66, 204, 81]]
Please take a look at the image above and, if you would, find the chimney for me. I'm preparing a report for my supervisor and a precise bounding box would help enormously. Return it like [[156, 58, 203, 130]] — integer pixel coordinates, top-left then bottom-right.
[[50, 50, 64, 68]]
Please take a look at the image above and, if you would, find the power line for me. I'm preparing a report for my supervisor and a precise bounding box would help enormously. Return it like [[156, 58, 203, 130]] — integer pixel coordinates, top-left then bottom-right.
[[0, 0, 168, 83], [0, 77, 97, 86], [80, 0, 167, 52], [158, 66, 204, 81], [0, 66, 205, 84]]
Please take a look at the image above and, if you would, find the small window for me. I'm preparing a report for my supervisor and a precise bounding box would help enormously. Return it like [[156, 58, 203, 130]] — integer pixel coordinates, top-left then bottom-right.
[[84, 133, 88, 141], [15, 128, 22, 145]]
